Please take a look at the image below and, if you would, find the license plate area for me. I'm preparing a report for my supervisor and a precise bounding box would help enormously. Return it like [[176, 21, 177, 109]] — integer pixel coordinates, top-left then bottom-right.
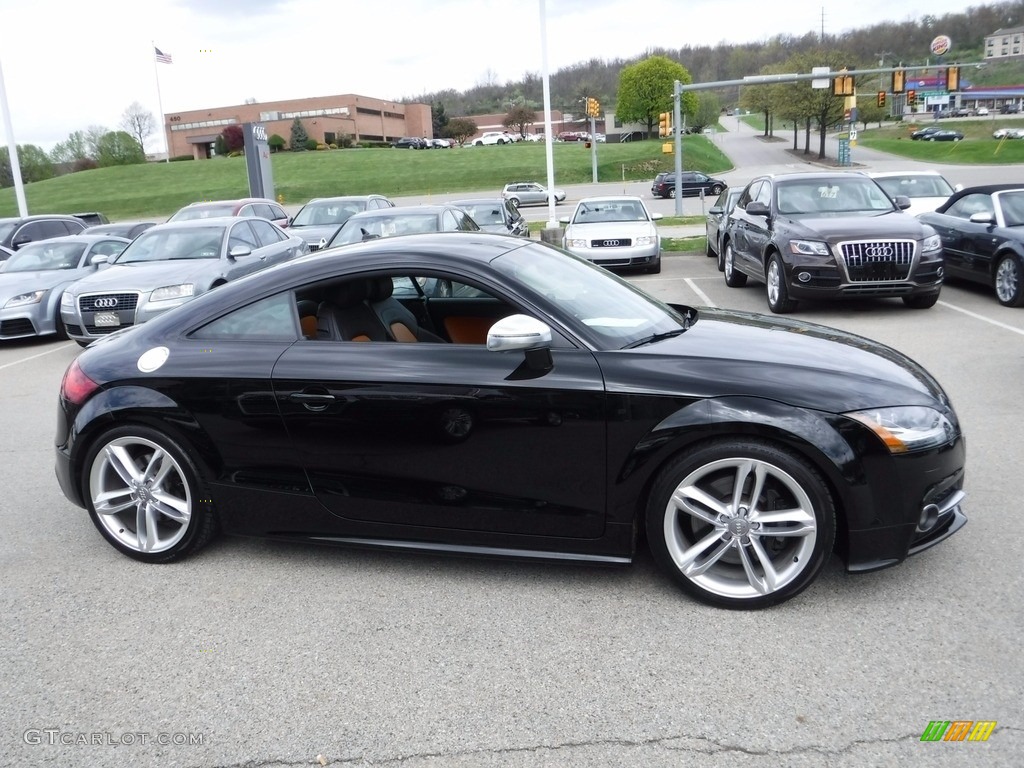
[[94, 312, 120, 327]]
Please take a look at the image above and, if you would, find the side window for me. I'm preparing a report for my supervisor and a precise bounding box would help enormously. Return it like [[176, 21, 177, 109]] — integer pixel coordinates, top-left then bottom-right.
[[238, 204, 255, 217], [191, 293, 297, 340], [228, 221, 260, 251], [946, 194, 994, 220], [269, 204, 287, 221], [62, 220, 86, 235], [738, 181, 762, 209], [755, 182, 772, 206], [441, 210, 459, 231], [91, 240, 128, 258], [250, 219, 286, 247]]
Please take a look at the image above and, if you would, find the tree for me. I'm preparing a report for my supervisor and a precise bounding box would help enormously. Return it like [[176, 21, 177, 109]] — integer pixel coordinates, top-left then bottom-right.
[[221, 124, 244, 152], [119, 101, 155, 153], [856, 96, 888, 129], [442, 117, 478, 146], [268, 134, 286, 152], [432, 102, 449, 137], [615, 56, 697, 136], [783, 50, 850, 159], [95, 131, 146, 167], [50, 131, 90, 166], [289, 117, 309, 150], [503, 104, 537, 138], [690, 92, 721, 132], [0, 145, 55, 187], [84, 125, 109, 160]]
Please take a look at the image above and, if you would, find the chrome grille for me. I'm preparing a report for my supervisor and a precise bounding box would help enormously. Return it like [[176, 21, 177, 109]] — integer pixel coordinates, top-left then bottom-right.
[[590, 238, 632, 248], [839, 240, 915, 282], [78, 293, 139, 313]]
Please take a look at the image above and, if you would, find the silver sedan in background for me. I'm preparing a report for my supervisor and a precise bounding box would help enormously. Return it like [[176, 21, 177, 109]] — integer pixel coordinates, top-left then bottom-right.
[[560, 195, 662, 273], [0, 235, 129, 341]]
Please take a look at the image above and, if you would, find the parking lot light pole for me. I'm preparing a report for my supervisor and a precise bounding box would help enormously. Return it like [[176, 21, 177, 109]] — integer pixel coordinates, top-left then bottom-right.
[[0, 57, 28, 216]]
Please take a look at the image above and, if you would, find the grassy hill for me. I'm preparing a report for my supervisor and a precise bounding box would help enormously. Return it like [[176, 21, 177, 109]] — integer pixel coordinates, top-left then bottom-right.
[[0, 136, 732, 221]]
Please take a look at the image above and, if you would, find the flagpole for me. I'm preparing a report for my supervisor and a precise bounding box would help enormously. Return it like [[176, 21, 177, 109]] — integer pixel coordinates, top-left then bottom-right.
[[152, 42, 169, 163], [0, 56, 28, 215]]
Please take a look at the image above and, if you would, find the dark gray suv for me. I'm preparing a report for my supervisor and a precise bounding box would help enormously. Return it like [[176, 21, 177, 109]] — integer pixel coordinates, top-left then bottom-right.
[[0, 215, 88, 258]]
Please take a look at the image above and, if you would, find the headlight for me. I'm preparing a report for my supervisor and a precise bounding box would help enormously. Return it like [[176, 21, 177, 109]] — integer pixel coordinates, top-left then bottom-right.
[[788, 239, 831, 256], [922, 234, 942, 252], [566, 238, 588, 248], [150, 284, 195, 302], [60, 292, 74, 310], [5, 290, 45, 308], [635, 235, 656, 246], [845, 406, 956, 453]]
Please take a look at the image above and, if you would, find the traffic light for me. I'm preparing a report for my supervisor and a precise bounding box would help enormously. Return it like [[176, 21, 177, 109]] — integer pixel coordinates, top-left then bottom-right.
[[877, 91, 887, 109], [892, 69, 906, 94], [907, 89, 917, 106], [586, 97, 601, 118], [946, 66, 960, 92], [658, 112, 672, 137], [833, 73, 854, 96]]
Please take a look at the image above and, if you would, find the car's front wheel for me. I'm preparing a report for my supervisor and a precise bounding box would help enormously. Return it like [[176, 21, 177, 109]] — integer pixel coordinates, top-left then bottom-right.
[[723, 242, 747, 287], [710, 184, 724, 195], [82, 425, 217, 562], [645, 439, 836, 609], [766, 253, 797, 313], [994, 253, 1024, 306]]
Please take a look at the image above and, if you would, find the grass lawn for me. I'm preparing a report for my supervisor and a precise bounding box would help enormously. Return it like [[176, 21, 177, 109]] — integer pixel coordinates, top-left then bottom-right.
[[856, 119, 1024, 163], [0, 138, 733, 221]]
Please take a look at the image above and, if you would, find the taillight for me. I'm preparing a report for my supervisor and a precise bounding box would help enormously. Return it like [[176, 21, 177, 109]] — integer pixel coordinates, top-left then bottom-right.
[[60, 359, 99, 405]]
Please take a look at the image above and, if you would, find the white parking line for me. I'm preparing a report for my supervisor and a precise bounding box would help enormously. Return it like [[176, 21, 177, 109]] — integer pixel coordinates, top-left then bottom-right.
[[0, 343, 74, 372], [685, 278, 717, 307], [938, 300, 1024, 336]]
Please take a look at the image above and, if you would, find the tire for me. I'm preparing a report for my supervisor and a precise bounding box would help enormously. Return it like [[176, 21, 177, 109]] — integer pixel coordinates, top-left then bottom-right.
[[645, 257, 662, 274], [75, 339, 91, 348], [474, 141, 483, 146], [717, 239, 726, 272], [705, 233, 715, 258], [507, 197, 520, 209], [902, 291, 940, 309], [766, 253, 797, 313], [710, 184, 724, 195], [497, 139, 505, 145], [54, 308, 68, 340], [668, 188, 677, 199], [723, 242, 747, 287], [82, 425, 217, 563], [645, 439, 836, 609], [994, 253, 1024, 307]]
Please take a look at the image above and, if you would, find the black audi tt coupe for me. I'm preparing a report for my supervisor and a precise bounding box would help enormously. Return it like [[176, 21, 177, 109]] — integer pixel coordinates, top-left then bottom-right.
[[54, 233, 967, 608]]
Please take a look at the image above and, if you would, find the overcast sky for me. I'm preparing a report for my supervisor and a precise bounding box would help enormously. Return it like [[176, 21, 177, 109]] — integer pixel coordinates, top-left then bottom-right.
[[0, 0, 984, 152]]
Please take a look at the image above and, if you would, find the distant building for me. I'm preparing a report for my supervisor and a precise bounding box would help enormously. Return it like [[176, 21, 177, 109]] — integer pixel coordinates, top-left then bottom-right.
[[163, 94, 432, 159], [985, 26, 1024, 60]]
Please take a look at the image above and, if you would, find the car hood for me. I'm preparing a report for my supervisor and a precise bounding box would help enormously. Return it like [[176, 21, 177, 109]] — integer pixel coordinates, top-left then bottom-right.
[[606, 307, 949, 413], [0, 270, 80, 299], [566, 222, 657, 238], [66, 260, 219, 294], [289, 224, 342, 244], [779, 212, 934, 241]]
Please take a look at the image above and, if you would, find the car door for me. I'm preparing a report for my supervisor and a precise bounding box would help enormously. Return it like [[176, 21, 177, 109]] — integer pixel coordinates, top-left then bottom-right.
[[222, 220, 273, 280], [272, 272, 608, 539], [730, 180, 764, 271], [928, 194, 996, 281], [249, 218, 299, 266]]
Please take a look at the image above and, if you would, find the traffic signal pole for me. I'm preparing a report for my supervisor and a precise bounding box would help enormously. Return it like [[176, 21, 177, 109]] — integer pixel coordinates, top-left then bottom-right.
[[673, 80, 683, 216]]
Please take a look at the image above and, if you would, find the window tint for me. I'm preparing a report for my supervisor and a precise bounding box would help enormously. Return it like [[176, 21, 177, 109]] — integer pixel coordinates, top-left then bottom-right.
[[229, 221, 260, 251], [90, 240, 129, 258], [739, 181, 762, 209], [191, 293, 297, 340], [250, 219, 286, 247], [943, 194, 994, 220]]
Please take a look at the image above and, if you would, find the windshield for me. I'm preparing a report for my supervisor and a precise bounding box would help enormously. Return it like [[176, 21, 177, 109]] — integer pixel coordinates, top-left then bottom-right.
[[292, 200, 366, 227], [116, 227, 224, 263], [2, 241, 86, 272], [454, 203, 504, 226], [874, 175, 954, 199], [776, 178, 897, 216], [572, 199, 649, 224], [329, 213, 439, 246], [491, 245, 686, 350], [169, 204, 236, 221]]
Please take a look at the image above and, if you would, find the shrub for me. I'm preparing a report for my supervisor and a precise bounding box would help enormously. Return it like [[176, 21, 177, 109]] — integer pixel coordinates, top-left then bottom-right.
[[168, 155, 194, 162], [305, 138, 319, 151], [73, 157, 100, 171], [268, 134, 286, 152]]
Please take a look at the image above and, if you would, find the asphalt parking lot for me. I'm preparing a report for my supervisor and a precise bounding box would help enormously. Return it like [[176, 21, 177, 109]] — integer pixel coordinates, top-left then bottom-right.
[[1, 249, 1021, 767]]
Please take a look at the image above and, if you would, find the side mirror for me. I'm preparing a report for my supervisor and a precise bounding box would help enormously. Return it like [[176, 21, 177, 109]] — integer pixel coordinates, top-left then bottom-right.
[[228, 245, 252, 260], [894, 195, 912, 210], [558, 216, 571, 224], [954, 183, 964, 192], [968, 211, 995, 224], [90, 254, 110, 267], [745, 201, 770, 217], [708, 206, 724, 215], [487, 314, 552, 352], [651, 212, 664, 220]]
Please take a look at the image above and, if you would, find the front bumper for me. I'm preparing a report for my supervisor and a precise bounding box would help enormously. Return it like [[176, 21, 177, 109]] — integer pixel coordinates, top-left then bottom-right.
[[62, 291, 187, 343], [0, 305, 54, 339], [564, 243, 661, 270]]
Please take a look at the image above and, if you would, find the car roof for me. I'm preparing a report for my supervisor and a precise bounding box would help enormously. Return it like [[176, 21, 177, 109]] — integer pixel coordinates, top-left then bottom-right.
[[143, 217, 248, 231], [183, 198, 278, 209], [940, 183, 1024, 209], [868, 170, 947, 178], [344, 205, 456, 219], [0, 214, 88, 224], [15, 233, 131, 246], [305, 195, 387, 204], [576, 195, 645, 203]]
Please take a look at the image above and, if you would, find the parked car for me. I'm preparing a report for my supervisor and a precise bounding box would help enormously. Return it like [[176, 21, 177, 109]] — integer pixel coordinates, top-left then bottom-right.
[[952, 107, 974, 117], [324, 205, 480, 248], [917, 183, 1024, 306], [1000, 104, 1020, 114], [502, 181, 566, 207], [449, 198, 529, 237], [60, 217, 307, 346], [392, 137, 428, 149], [868, 171, 959, 216], [652, 172, 726, 199], [651, 172, 669, 197], [168, 198, 290, 227], [722, 172, 944, 313], [53, 232, 967, 609], [0, 235, 129, 341], [71, 212, 110, 226], [0, 215, 88, 254], [84, 222, 159, 240], [910, 126, 944, 140], [977, 107, 990, 116], [922, 130, 964, 142], [559, 195, 662, 273], [428, 138, 453, 149], [473, 132, 513, 146], [288, 195, 395, 251], [705, 187, 742, 270], [992, 127, 1024, 139]]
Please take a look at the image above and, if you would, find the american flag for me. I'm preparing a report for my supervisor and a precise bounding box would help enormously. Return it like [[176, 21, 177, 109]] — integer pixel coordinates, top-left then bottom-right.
[[154, 47, 173, 64]]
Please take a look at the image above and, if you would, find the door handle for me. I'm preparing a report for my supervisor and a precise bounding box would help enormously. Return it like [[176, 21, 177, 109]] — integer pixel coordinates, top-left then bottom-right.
[[288, 392, 336, 411]]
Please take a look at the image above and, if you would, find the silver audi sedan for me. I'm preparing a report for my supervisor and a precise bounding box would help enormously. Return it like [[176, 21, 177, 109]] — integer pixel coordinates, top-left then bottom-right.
[[0, 234, 130, 341], [559, 195, 663, 274], [60, 217, 308, 346]]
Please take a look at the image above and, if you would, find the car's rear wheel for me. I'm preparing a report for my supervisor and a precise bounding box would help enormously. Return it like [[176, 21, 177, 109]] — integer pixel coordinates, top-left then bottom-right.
[[668, 188, 676, 199], [766, 254, 797, 313], [902, 291, 940, 309], [507, 197, 520, 208], [994, 253, 1024, 306], [82, 426, 217, 563], [645, 439, 836, 609], [710, 184, 724, 195], [723, 242, 747, 287], [717, 239, 726, 272]]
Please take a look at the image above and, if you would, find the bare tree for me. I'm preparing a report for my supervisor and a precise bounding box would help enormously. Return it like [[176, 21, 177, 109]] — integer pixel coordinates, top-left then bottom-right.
[[120, 102, 155, 153]]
